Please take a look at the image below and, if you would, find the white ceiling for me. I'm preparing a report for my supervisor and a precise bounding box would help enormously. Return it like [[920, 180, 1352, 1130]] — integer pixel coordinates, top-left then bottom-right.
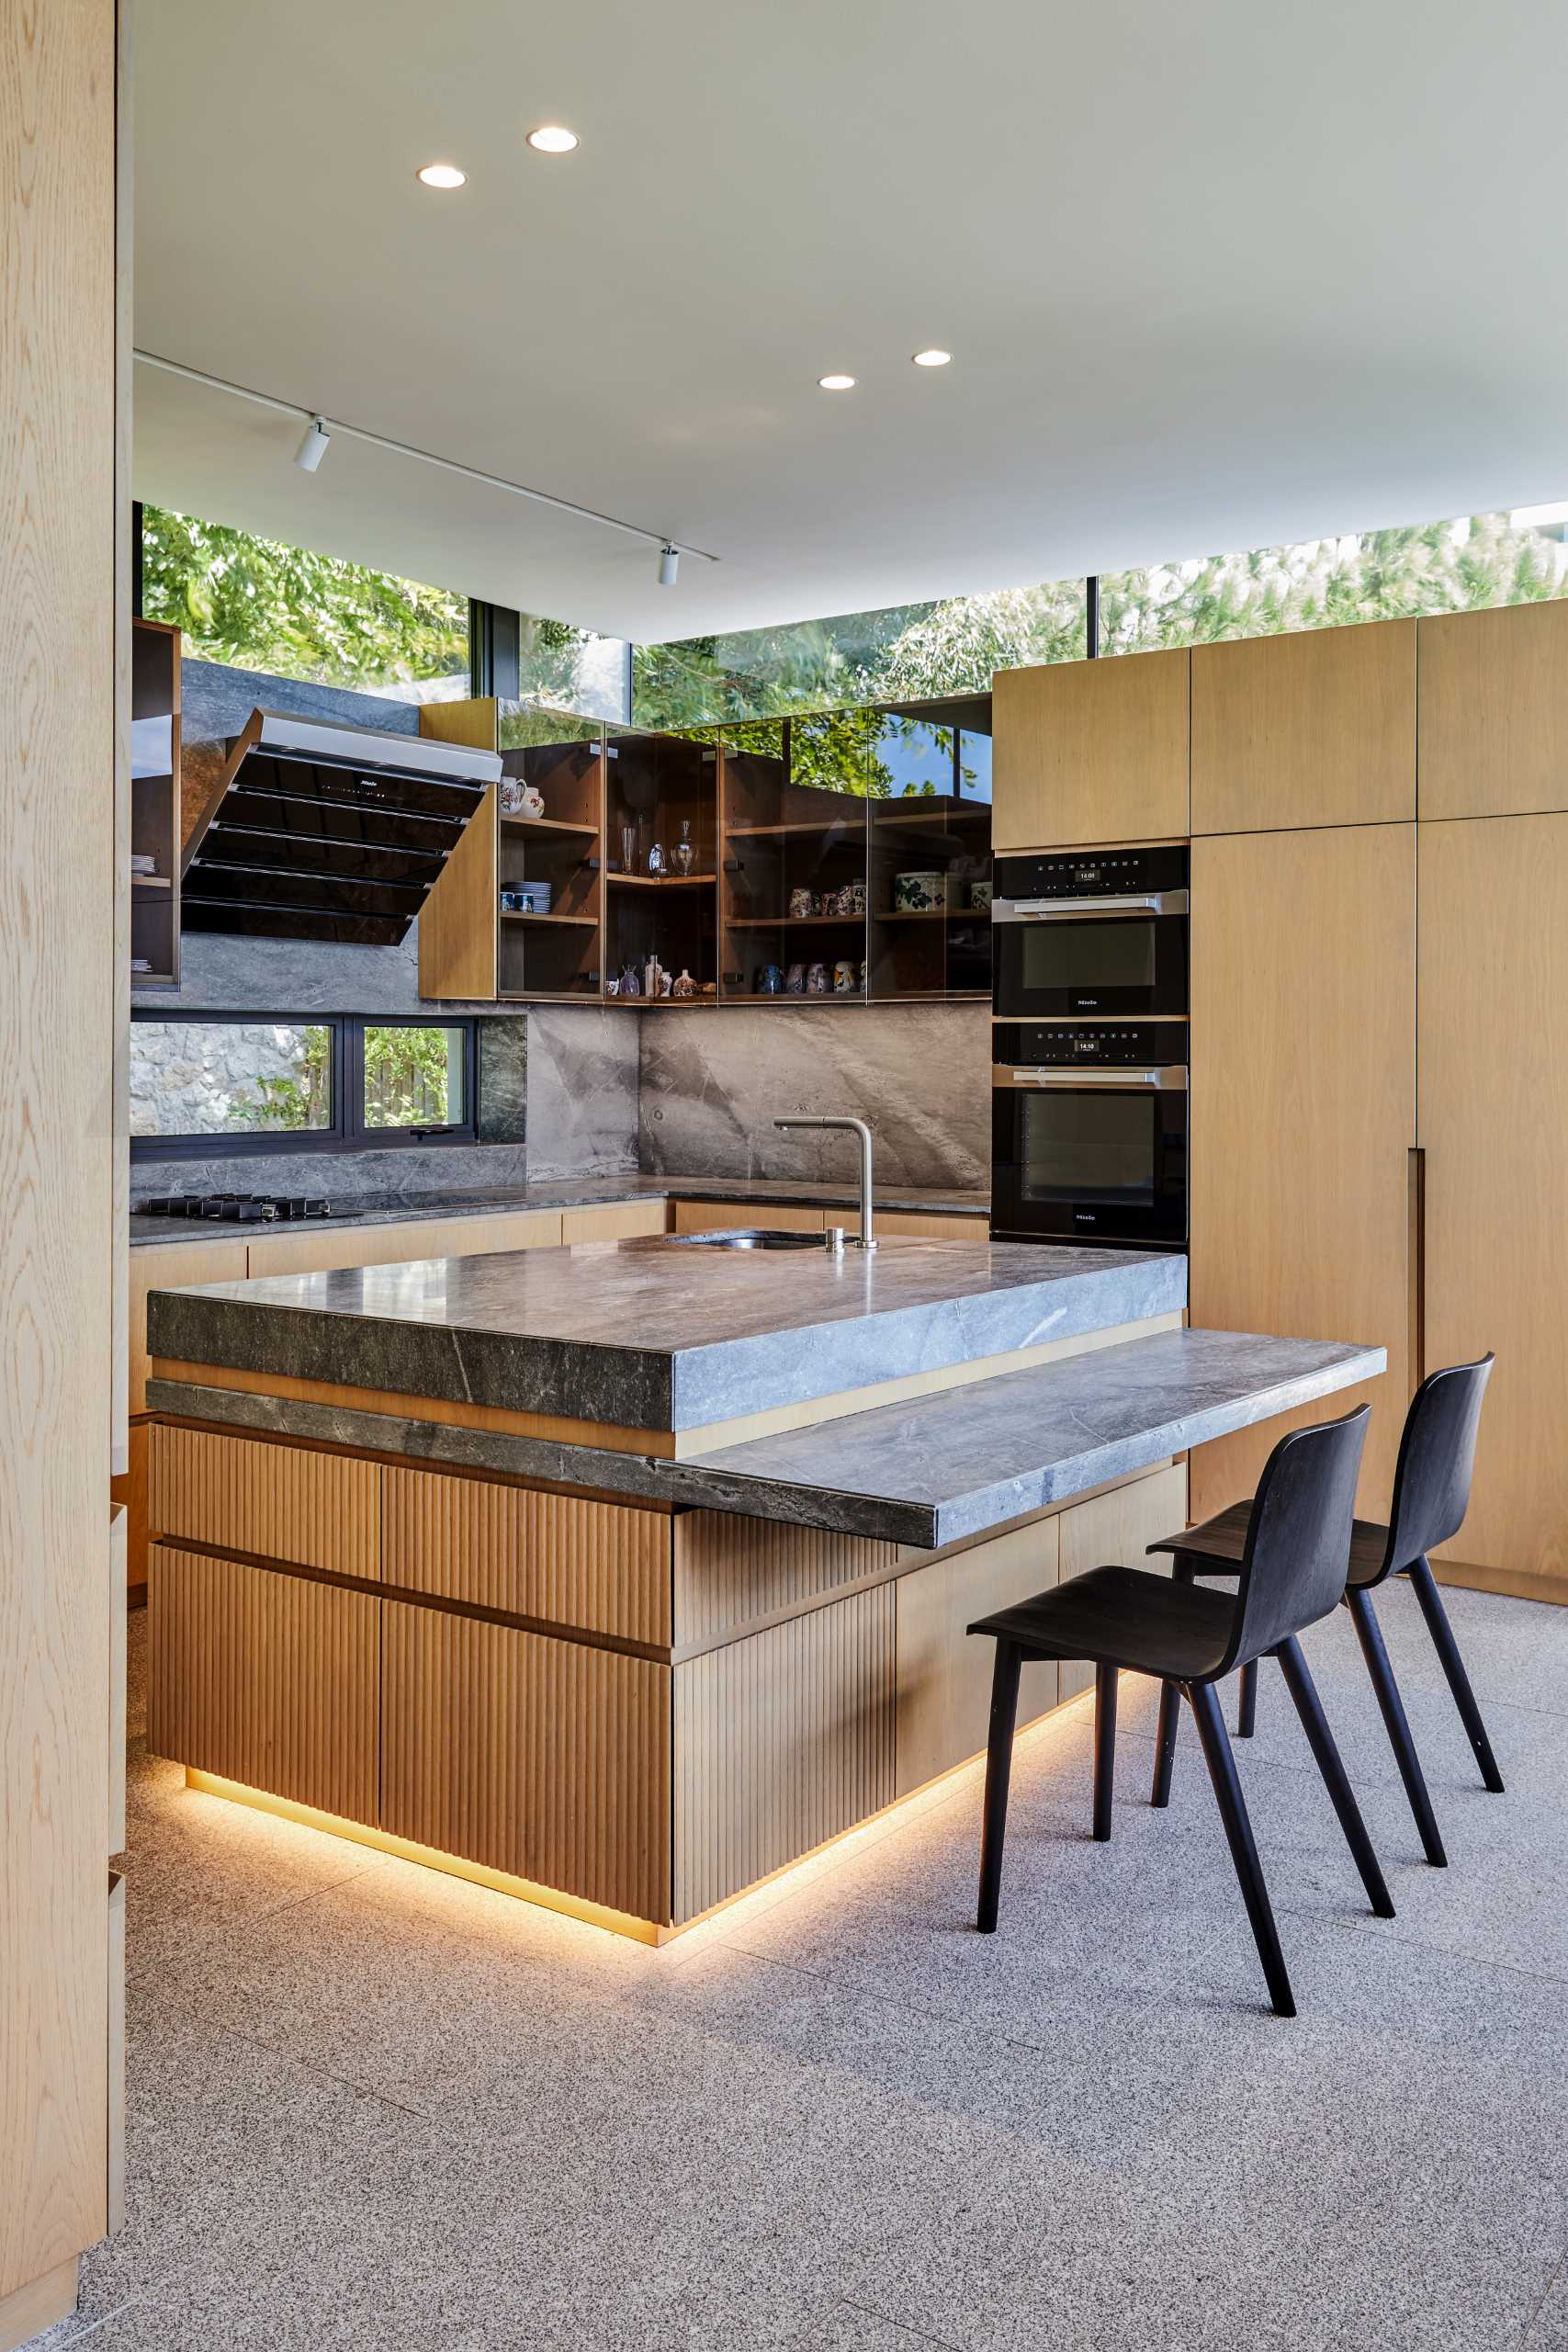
[[133, 0, 1568, 644]]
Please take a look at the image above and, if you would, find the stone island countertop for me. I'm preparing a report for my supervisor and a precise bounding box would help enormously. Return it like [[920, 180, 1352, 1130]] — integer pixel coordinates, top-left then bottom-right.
[[145, 1234, 1186, 1435]]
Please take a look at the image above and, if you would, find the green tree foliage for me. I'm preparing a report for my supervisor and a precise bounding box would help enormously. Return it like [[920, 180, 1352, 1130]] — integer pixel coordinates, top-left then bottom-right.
[[635, 512, 1568, 730], [141, 506, 469, 692], [362, 1026, 456, 1126], [1098, 514, 1566, 654]]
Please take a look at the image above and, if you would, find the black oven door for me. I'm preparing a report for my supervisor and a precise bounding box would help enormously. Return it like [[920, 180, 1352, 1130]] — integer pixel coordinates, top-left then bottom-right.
[[992, 900, 1188, 1019], [991, 1067, 1188, 1247]]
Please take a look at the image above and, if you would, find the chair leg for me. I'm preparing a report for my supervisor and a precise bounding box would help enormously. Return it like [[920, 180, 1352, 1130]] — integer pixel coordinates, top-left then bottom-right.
[[1093, 1663, 1118, 1840], [976, 1641, 1023, 1933], [1236, 1657, 1259, 1738], [1406, 1555, 1506, 1794], [1152, 1557, 1196, 1807], [1187, 1679, 1295, 2018], [1346, 1586, 1448, 1867], [1275, 1634, 1395, 1918], [1151, 1680, 1180, 1808]]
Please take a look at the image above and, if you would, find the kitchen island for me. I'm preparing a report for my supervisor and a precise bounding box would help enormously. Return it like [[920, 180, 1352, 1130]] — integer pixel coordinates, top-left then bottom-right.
[[143, 1234, 1382, 1939]]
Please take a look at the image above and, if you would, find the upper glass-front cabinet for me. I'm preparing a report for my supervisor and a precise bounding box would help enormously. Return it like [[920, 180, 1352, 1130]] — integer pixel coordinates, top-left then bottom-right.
[[415, 691, 990, 1006]]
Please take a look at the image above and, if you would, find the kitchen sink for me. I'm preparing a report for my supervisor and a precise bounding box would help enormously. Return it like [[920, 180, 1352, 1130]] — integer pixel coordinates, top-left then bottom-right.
[[667, 1227, 842, 1251]]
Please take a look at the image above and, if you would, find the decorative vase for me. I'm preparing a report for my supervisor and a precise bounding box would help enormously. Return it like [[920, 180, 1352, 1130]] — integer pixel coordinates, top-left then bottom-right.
[[806, 962, 829, 995], [674, 820, 695, 879]]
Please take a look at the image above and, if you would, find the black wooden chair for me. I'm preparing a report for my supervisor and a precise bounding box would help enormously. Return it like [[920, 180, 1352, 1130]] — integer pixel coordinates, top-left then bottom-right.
[[1148, 1356, 1500, 1871], [967, 1404, 1392, 2018]]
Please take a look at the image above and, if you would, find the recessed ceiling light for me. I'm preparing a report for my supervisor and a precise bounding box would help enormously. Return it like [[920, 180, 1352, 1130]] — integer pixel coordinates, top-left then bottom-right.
[[416, 163, 467, 190], [527, 125, 579, 153], [818, 373, 856, 391], [912, 348, 953, 368]]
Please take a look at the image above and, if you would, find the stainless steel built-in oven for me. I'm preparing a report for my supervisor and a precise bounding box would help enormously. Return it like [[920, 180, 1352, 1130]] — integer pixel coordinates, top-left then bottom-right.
[[992, 847, 1189, 1021], [991, 1023, 1189, 1249]]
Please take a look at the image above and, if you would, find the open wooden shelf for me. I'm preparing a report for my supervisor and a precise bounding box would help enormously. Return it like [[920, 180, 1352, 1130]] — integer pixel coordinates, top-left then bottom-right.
[[498, 814, 599, 837], [499, 909, 598, 927], [727, 912, 867, 930], [606, 871, 716, 888]]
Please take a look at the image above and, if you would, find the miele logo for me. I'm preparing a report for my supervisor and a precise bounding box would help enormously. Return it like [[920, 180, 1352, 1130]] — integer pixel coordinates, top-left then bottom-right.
[[1077, 998, 1100, 1007], [1075, 1210, 1097, 1222]]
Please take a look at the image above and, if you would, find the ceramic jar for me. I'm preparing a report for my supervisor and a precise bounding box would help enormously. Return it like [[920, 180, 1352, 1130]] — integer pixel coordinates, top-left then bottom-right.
[[785, 963, 807, 994], [894, 870, 944, 913], [807, 962, 829, 995], [969, 878, 993, 911], [833, 959, 858, 993], [788, 887, 815, 921], [758, 964, 784, 995]]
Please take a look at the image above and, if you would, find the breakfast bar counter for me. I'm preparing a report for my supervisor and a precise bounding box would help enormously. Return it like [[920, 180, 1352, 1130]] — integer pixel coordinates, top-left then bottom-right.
[[142, 1234, 1382, 1939]]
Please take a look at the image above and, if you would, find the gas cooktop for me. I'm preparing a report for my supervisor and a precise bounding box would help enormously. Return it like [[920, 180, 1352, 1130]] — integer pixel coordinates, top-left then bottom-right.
[[137, 1192, 364, 1225]]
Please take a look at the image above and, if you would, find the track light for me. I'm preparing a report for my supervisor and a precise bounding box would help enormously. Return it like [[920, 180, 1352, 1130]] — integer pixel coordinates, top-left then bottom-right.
[[294, 417, 331, 473], [658, 543, 679, 587]]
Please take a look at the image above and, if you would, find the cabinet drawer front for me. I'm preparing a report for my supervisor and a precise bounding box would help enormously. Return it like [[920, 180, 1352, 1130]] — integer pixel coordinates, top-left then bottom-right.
[[148, 1426, 379, 1578], [672, 1511, 893, 1649], [382, 1603, 671, 1924], [244, 1208, 562, 1279], [149, 1548, 378, 1826], [383, 1465, 671, 1645], [671, 1200, 823, 1235], [560, 1201, 668, 1243], [671, 1586, 895, 1925]]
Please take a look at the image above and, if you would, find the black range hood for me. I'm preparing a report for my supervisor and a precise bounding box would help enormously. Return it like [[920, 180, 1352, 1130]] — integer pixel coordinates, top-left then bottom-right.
[[180, 708, 502, 946]]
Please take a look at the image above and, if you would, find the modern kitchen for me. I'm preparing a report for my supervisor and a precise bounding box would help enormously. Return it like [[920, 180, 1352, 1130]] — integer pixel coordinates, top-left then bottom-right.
[[8, 6, 1568, 2350]]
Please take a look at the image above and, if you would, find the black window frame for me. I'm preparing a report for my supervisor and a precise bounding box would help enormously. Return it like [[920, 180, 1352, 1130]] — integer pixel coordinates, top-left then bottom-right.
[[129, 1011, 479, 1161]]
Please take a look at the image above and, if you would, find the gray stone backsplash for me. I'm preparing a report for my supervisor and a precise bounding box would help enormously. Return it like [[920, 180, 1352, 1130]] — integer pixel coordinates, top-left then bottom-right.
[[522, 1005, 640, 1180], [638, 1001, 989, 1190]]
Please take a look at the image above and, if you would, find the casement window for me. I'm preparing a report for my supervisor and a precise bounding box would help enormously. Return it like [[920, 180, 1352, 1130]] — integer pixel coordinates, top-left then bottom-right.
[[129, 1013, 478, 1157]]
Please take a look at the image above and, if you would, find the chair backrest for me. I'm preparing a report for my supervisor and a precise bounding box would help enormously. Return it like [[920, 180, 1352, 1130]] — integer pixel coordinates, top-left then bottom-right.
[[1220, 1405, 1371, 1672], [1379, 1353, 1495, 1577]]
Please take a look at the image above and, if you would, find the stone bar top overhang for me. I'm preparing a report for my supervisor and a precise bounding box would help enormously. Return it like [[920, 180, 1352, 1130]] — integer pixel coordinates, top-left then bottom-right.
[[145, 1235, 1188, 1437], [149, 1328, 1385, 1551]]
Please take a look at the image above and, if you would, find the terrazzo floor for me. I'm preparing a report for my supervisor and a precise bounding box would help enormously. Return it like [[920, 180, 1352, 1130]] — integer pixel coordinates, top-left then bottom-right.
[[33, 1581, 1568, 2351]]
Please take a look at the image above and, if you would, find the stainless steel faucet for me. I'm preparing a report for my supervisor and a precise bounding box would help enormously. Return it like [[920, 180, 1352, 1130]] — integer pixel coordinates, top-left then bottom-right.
[[773, 1115, 877, 1250]]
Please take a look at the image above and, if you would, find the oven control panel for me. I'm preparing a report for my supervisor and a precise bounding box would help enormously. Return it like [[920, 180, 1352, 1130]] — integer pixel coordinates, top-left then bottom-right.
[[994, 1023, 1189, 1066], [994, 845, 1188, 899]]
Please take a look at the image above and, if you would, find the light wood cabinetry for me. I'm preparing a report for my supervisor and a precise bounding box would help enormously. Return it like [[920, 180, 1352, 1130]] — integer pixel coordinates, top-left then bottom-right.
[[1417, 600, 1568, 821], [1418, 815, 1568, 1591], [129, 1238, 249, 1412], [1, 0, 118, 2315], [149, 1549, 379, 1825], [1189, 826, 1415, 1519], [991, 648, 1190, 852], [671, 1200, 824, 1236], [1190, 618, 1416, 834], [243, 1206, 563, 1279], [894, 1519, 1061, 1795], [560, 1200, 668, 1243], [669, 1199, 985, 1241], [1055, 1464, 1189, 1700], [382, 1602, 671, 1923]]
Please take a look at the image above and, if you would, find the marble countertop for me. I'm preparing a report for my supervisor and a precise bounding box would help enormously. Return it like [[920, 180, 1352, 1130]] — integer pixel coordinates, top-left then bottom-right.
[[148, 1328, 1383, 1547], [128, 1172, 990, 1250], [145, 1235, 1186, 1434]]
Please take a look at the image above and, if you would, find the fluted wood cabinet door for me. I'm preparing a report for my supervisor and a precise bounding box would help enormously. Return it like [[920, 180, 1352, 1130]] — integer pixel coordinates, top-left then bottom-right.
[[1189, 825, 1415, 1519], [1419, 815, 1568, 1587], [991, 649, 1190, 852]]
